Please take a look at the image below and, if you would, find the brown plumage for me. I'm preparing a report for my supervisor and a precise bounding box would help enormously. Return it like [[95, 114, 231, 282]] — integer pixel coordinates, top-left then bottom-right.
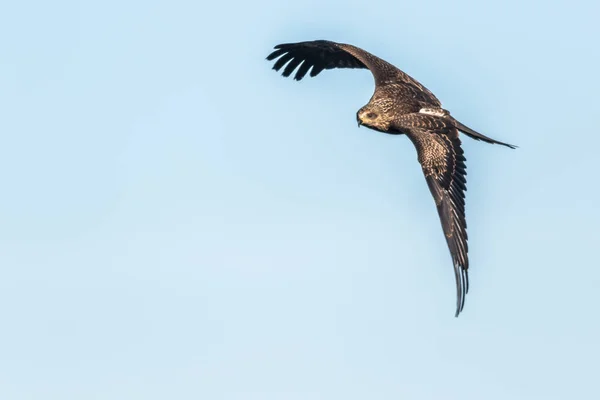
[[266, 40, 516, 317]]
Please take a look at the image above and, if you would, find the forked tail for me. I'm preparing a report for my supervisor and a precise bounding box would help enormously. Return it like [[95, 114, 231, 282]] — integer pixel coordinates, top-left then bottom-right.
[[452, 118, 518, 149]]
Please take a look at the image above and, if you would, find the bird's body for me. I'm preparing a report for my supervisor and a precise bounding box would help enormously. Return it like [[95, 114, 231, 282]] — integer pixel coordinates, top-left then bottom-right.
[[266, 40, 516, 317]]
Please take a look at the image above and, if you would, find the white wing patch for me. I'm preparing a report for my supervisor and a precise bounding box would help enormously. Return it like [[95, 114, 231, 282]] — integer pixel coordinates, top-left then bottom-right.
[[419, 108, 449, 117]]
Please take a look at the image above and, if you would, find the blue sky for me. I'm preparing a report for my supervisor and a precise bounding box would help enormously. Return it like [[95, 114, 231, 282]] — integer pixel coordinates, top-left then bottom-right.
[[1, 0, 599, 399]]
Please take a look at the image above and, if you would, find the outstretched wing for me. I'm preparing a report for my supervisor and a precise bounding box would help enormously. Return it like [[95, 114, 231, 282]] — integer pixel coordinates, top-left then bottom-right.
[[396, 113, 469, 317], [266, 40, 441, 106]]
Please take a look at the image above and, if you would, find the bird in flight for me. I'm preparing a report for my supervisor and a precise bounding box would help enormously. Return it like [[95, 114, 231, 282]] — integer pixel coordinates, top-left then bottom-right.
[[266, 40, 516, 317]]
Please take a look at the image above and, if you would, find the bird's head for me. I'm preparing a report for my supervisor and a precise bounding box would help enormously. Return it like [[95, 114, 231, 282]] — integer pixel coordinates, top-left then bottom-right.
[[356, 105, 391, 132]]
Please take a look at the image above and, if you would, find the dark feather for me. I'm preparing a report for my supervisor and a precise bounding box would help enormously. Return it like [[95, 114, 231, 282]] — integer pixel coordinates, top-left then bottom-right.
[[267, 41, 366, 80], [266, 40, 442, 106], [294, 60, 312, 81], [398, 114, 470, 317], [452, 118, 518, 149]]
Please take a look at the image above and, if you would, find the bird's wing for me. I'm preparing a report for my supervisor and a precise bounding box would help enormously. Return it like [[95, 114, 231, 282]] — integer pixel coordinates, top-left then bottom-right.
[[395, 113, 469, 317], [266, 40, 441, 106]]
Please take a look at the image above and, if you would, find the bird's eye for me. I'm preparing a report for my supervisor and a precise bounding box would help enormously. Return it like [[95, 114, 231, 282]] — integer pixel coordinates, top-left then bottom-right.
[[366, 112, 378, 119]]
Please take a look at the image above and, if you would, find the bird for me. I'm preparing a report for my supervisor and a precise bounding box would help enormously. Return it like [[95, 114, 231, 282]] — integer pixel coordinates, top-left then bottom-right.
[[265, 40, 516, 317]]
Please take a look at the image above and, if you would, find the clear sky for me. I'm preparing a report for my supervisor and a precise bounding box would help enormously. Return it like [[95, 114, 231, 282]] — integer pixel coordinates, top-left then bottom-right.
[[1, 0, 599, 399]]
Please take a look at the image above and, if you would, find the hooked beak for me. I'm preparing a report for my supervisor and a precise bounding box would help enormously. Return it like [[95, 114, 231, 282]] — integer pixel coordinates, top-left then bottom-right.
[[357, 115, 363, 127]]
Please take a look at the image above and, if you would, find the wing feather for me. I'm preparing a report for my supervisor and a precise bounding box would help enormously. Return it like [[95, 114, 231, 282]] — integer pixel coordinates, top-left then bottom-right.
[[266, 40, 441, 106], [397, 114, 470, 317]]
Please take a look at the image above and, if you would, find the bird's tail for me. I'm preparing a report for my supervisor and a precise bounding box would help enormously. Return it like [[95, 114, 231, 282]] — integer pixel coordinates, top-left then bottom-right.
[[451, 118, 517, 149]]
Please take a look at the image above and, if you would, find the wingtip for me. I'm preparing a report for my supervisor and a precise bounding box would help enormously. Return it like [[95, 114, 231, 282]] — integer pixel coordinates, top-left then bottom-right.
[[453, 264, 468, 318], [455, 301, 464, 318], [273, 43, 291, 50], [454, 302, 464, 318]]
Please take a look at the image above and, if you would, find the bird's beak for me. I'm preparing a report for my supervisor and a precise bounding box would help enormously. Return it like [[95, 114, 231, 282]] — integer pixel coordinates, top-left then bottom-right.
[[357, 115, 362, 127]]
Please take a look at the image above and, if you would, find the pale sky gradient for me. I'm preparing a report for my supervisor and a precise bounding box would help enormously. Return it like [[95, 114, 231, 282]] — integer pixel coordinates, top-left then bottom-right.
[[1, 1, 599, 399]]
